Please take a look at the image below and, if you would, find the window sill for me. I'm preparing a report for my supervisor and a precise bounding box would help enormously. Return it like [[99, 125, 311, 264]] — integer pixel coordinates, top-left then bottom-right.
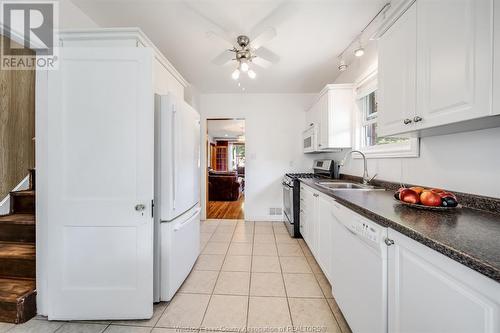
[[353, 139, 420, 159]]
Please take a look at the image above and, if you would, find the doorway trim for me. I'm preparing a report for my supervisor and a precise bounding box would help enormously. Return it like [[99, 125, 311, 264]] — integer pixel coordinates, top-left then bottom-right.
[[202, 118, 245, 221]]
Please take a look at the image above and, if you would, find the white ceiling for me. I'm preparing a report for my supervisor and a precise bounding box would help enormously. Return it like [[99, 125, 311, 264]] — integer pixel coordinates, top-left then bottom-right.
[[71, 0, 385, 93], [207, 119, 245, 139]]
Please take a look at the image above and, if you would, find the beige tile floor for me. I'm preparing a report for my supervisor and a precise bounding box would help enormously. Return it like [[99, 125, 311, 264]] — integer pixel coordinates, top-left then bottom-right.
[[3, 220, 351, 333]]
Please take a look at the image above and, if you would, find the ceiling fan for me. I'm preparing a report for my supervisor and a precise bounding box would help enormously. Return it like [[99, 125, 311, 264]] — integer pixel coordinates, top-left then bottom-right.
[[211, 27, 280, 80]]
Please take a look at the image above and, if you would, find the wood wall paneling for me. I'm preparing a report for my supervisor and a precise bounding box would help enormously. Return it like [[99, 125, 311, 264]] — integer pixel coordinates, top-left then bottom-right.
[[0, 35, 35, 200]]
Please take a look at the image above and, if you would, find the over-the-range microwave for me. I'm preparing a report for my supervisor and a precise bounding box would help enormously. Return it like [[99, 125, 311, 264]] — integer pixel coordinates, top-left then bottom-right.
[[303, 125, 317, 153]]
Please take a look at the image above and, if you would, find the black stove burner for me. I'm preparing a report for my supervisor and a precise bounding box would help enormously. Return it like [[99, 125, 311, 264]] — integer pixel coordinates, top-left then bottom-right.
[[285, 173, 322, 179]]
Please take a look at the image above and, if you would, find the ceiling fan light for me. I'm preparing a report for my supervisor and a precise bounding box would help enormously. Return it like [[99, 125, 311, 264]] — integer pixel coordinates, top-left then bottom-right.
[[240, 61, 249, 72], [232, 69, 240, 80], [248, 70, 256, 79], [354, 47, 365, 57]]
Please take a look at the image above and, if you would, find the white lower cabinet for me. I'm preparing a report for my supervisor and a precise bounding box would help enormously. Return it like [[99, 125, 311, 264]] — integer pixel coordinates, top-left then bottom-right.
[[317, 194, 336, 281], [299, 183, 500, 333], [387, 229, 500, 333], [300, 184, 319, 256]]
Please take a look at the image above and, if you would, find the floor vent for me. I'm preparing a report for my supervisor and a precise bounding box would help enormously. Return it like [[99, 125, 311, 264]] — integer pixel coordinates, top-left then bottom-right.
[[269, 208, 283, 216]]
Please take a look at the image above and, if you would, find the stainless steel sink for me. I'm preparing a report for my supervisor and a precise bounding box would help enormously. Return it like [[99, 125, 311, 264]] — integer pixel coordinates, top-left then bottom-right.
[[316, 181, 385, 191]]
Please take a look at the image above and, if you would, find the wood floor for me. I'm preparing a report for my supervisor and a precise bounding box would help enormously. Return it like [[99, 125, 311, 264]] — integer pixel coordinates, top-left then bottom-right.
[[207, 194, 245, 219]]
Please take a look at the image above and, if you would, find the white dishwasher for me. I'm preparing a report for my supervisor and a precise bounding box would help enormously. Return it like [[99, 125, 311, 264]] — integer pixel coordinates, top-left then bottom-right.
[[330, 200, 388, 333]]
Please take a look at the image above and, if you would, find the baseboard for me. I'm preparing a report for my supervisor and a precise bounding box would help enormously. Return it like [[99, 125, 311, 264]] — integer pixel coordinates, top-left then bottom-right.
[[0, 175, 30, 215], [249, 215, 285, 222]]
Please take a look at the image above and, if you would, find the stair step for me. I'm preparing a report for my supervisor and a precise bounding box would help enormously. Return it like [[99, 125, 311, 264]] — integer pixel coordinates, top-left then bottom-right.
[[0, 214, 35, 243], [10, 190, 35, 215], [0, 278, 36, 323], [0, 242, 35, 279]]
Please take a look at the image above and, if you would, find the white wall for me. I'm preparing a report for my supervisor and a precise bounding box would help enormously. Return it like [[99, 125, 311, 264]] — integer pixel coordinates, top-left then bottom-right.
[[324, 40, 500, 199], [59, 0, 99, 29], [200, 94, 316, 221]]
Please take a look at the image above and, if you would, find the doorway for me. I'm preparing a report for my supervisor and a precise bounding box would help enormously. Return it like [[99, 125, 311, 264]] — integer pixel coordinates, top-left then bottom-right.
[[206, 119, 245, 219]]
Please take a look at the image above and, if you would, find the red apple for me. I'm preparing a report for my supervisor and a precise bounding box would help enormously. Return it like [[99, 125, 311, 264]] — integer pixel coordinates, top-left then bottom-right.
[[420, 190, 442, 206], [438, 191, 457, 200], [431, 188, 445, 194], [400, 189, 420, 204]]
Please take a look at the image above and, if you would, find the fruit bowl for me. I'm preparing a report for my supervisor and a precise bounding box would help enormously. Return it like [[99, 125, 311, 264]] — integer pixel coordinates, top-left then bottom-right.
[[394, 187, 462, 210], [394, 198, 462, 211]]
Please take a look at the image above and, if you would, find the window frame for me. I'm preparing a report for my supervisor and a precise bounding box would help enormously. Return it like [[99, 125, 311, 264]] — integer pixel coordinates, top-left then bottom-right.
[[352, 69, 419, 159]]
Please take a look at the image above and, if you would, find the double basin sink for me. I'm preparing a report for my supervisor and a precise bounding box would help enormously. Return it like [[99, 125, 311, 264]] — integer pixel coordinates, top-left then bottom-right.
[[316, 181, 385, 191]]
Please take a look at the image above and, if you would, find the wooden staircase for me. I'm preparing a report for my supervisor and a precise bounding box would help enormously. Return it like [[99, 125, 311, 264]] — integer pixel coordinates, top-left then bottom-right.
[[0, 169, 36, 323]]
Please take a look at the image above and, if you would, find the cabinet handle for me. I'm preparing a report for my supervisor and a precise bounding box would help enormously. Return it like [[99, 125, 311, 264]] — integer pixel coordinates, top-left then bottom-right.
[[413, 116, 423, 123], [313, 193, 319, 197], [309, 123, 314, 127], [318, 144, 322, 147], [300, 209, 304, 213], [384, 238, 395, 246], [403, 118, 413, 125]]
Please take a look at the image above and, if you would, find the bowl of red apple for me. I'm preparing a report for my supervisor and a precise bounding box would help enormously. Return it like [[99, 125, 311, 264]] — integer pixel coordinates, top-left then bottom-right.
[[394, 187, 461, 210]]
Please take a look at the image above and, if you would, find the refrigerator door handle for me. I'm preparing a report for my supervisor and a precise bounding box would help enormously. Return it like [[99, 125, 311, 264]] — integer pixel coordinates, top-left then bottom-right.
[[171, 105, 176, 210], [173, 207, 201, 231]]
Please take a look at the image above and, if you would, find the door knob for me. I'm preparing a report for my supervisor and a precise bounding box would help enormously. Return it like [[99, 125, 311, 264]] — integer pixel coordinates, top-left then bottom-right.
[[135, 204, 146, 212]]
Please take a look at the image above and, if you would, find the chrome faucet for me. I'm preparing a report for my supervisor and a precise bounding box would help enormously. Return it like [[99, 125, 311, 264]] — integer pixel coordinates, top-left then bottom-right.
[[339, 150, 377, 185]]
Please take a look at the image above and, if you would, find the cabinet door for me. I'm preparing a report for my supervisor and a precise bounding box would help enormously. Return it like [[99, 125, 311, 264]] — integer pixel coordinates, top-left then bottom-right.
[[317, 194, 335, 281], [300, 185, 315, 247], [494, 0, 500, 115], [388, 230, 500, 333], [378, 4, 417, 137], [299, 185, 309, 240], [301, 185, 319, 256], [318, 93, 329, 149], [415, 0, 493, 128]]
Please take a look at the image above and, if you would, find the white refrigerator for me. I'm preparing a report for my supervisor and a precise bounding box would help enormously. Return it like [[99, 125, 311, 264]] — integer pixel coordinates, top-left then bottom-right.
[[154, 94, 201, 302]]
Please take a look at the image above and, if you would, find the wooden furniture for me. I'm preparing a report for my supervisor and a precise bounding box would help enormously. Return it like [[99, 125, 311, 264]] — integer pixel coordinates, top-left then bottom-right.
[[305, 84, 353, 152], [215, 146, 228, 171], [378, 0, 500, 137]]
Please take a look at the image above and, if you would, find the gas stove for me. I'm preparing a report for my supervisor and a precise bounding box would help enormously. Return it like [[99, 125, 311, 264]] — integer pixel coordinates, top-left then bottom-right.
[[282, 159, 339, 238]]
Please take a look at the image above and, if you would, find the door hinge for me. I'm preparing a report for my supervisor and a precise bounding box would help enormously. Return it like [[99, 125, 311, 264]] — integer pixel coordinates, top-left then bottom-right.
[[384, 238, 395, 246], [151, 199, 155, 218]]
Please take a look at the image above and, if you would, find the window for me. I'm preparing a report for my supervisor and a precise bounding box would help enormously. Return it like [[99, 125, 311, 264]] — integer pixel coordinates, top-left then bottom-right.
[[354, 70, 419, 158]]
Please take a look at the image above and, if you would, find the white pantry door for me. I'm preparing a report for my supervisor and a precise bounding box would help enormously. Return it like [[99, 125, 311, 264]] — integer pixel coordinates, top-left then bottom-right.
[[47, 48, 154, 320]]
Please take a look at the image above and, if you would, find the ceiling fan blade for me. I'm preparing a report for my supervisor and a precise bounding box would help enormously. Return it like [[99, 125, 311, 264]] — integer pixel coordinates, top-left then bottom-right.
[[254, 47, 280, 64], [252, 57, 273, 69], [211, 50, 234, 66], [206, 30, 237, 49], [250, 27, 277, 50], [250, 1, 294, 41], [183, 1, 237, 48]]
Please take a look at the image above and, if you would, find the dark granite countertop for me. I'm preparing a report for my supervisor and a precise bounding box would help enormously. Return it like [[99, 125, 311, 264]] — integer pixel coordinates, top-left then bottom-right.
[[299, 178, 500, 283]]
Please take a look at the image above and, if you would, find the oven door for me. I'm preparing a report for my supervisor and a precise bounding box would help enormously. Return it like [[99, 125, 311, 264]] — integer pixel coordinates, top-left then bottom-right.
[[282, 182, 294, 224]]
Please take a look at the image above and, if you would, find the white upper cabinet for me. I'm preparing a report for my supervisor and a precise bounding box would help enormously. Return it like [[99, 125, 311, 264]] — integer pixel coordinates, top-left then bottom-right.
[[58, 28, 188, 100], [388, 229, 500, 333], [378, 0, 499, 137], [494, 0, 500, 115], [415, 0, 493, 129], [305, 84, 353, 151], [378, 4, 417, 137]]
